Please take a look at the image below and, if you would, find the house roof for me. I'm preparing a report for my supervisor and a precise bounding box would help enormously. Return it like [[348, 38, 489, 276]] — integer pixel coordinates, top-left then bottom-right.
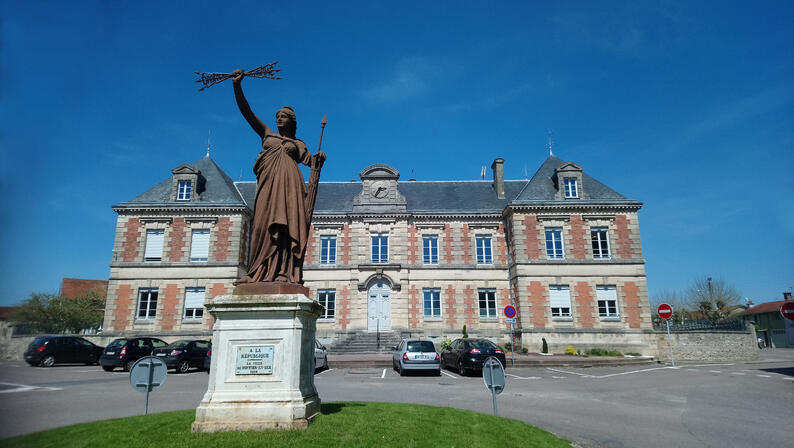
[[116, 155, 247, 208], [118, 154, 640, 214], [60, 278, 108, 298], [740, 300, 792, 316]]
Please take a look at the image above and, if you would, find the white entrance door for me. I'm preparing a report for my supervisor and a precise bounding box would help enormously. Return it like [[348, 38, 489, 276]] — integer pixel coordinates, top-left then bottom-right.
[[367, 281, 392, 331]]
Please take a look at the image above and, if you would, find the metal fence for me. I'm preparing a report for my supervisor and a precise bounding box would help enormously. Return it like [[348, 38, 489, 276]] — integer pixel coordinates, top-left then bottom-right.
[[653, 318, 747, 332]]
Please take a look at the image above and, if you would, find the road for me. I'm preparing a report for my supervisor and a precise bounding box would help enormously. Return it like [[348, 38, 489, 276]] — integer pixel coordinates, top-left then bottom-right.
[[1, 350, 792, 447]]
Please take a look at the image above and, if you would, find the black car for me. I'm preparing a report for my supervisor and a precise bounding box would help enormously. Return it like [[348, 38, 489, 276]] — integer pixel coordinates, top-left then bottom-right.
[[151, 339, 211, 373], [100, 337, 168, 372], [24, 336, 103, 367], [203, 347, 211, 373], [440, 338, 506, 376]]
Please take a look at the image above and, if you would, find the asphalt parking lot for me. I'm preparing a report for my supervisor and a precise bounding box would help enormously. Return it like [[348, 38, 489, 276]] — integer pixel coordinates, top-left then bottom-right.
[[1, 351, 792, 447]]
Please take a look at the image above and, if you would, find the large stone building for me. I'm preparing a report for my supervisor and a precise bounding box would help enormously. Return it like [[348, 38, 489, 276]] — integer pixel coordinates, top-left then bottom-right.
[[102, 154, 652, 352]]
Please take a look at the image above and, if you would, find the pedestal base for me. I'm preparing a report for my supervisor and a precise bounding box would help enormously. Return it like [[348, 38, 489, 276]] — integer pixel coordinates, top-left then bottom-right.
[[192, 292, 323, 433]]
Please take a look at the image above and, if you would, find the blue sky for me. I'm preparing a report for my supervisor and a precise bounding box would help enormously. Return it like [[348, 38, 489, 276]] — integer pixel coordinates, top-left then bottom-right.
[[1, 1, 792, 306]]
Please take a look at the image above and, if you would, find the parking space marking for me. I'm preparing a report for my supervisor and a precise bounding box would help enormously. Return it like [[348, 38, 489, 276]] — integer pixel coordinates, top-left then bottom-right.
[[0, 382, 62, 393], [708, 370, 722, 374], [731, 372, 745, 375], [756, 374, 771, 378], [690, 363, 735, 368], [687, 369, 700, 372], [551, 375, 567, 379], [440, 370, 458, 379], [505, 373, 541, 380], [547, 368, 591, 378], [381, 369, 386, 379]]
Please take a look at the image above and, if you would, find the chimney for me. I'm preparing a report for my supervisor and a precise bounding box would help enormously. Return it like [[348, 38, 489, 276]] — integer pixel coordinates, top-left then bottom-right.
[[491, 158, 505, 199], [784, 292, 792, 301]]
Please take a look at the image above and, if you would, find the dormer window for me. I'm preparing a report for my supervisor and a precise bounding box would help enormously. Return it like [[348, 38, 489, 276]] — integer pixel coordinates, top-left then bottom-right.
[[564, 178, 578, 198], [178, 181, 192, 201]]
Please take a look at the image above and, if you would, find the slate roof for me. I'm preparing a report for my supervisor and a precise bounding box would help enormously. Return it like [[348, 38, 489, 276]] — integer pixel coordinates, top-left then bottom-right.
[[115, 155, 247, 208], [118, 155, 639, 213], [513, 155, 633, 204]]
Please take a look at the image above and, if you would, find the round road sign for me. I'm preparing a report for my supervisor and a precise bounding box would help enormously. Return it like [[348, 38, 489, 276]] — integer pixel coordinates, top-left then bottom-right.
[[129, 356, 168, 393], [503, 305, 516, 318], [657, 303, 673, 320], [482, 356, 505, 395], [781, 302, 794, 322]]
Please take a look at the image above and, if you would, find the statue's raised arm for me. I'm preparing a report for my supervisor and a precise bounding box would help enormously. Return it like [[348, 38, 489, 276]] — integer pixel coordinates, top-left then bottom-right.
[[232, 69, 271, 138]]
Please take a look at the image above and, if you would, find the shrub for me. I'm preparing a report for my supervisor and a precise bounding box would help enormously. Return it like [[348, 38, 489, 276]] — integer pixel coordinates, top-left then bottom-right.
[[521, 347, 529, 354], [439, 338, 452, 351], [564, 345, 577, 356], [585, 348, 623, 357], [462, 325, 469, 338], [541, 337, 548, 354]]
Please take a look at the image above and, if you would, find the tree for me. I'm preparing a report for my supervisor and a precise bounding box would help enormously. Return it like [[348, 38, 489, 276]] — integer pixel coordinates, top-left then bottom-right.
[[685, 277, 741, 322], [11, 291, 105, 334], [650, 289, 690, 323]]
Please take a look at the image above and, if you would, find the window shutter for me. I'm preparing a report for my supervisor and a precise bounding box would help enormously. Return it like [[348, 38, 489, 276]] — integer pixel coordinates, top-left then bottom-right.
[[184, 288, 206, 310], [144, 230, 164, 260], [549, 286, 571, 309], [191, 230, 210, 261], [596, 286, 617, 302]]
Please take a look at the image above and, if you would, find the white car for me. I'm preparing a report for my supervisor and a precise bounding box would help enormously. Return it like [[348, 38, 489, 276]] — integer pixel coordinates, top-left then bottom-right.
[[314, 340, 328, 371]]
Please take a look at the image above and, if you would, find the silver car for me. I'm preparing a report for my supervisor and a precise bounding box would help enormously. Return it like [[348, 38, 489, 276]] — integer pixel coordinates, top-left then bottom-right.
[[392, 339, 440, 376], [314, 340, 328, 371]]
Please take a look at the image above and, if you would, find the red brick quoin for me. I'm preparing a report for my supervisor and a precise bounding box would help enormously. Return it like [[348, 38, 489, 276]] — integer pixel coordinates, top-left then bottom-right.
[[408, 285, 420, 329], [522, 216, 541, 260], [159, 284, 180, 331], [527, 281, 547, 329], [495, 224, 508, 265], [461, 225, 473, 265], [304, 225, 315, 265], [407, 225, 419, 265], [337, 286, 350, 330], [568, 215, 587, 260], [614, 215, 636, 259], [442, 224, 454, 265], [213, 218, 232, 262], [121, 218, 142, 262], [444, 285, 457, 328], [339, 225, 352, 265], [167, 218, 186, 262], [622, 281, 643, 328], [463, 285, 476, 326], [113, 284, 134, 331], [575, 282, 595, 328]]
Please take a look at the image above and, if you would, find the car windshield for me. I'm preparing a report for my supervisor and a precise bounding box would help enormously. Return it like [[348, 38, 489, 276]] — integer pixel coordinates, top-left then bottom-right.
[[168, 340, 191, 348], [107, 339, 128, 348], [468, 340, 498, 350], [406, 341, 436, 352]]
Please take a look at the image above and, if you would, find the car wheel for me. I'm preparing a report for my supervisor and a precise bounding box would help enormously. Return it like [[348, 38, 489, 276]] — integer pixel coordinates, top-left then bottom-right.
[[124, 360, 136, 372], [440, 357, 446, 369], [435, 369, 441, 376], [102, 366, 114, 372], [176, 359, 190, 374], [458, 360, 466, 376], [40, 355, 56, 367]]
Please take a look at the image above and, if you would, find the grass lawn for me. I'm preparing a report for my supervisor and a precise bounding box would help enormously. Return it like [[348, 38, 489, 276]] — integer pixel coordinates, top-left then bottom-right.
[[4, 402, 572, 448]]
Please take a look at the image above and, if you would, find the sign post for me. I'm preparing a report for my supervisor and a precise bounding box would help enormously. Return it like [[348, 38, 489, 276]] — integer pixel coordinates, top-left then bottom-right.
[[657, 303, 675, 367], [482, 356, 505, 417], [129, 356, 168, 415], [504, 306, 517, 368]]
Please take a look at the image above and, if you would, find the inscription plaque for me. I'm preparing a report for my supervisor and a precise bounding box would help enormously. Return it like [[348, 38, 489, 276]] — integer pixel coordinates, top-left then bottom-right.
[[235, 345, 274, 375]]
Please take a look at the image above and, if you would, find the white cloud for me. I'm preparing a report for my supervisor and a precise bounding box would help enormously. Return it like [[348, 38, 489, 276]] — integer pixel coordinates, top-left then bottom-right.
[[358, 56, 446, 103]]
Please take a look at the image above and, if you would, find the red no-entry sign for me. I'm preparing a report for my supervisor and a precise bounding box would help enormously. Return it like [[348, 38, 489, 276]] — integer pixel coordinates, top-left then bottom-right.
[[657, 303, 673, 320], [781, 302, 794, 322]]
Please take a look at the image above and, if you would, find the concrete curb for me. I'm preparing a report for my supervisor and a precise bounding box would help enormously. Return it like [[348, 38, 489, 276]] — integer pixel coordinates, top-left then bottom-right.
[[327, 354, 657, 369]]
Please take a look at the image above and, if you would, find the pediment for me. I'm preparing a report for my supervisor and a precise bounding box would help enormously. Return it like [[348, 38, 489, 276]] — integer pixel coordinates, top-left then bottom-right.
[[555, 162, 582, 173], [171, 164, 201, 175], [359, 164, 400, 181]]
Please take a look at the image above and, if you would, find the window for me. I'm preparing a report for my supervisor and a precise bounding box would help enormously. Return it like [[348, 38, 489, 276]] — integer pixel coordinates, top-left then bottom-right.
[[591, 228, 610, 259], [549, 285, 572, 317], [423, 288, 441, 318], [478, 289, 497, 319], [545, 228, 564, 259], [318, 290, 335, 319], [137, 288, 158, 320], [476, 235, 493, 264], [190, 229, 210, 262], [144, 229, 164, 262], [320, 236, 336, 265], [564, 178, 578, 198], [183, 287, 205, 320], [371, 233, 388, 264], [177, 180, 192, 200], [423, 235, 438, 264], [597, 285, 619, 318]]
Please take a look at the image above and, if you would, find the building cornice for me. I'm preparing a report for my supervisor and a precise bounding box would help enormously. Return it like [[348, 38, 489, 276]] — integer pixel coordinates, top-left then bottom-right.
[[113, 204, 251, 216]]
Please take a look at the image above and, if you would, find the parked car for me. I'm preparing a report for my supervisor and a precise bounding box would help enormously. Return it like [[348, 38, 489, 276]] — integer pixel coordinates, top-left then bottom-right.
[[99, 337, 168, 372], [315, 340, 328, 371], [392, 338, 440, 376], [203, 348, 211, 373], [150, 340, 211, 373], [24, 336, 103, 367], [440, 338, 506, 376]]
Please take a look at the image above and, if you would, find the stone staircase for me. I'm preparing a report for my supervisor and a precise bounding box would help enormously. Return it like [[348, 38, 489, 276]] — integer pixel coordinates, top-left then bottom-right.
[[327, 331, 405, 354]]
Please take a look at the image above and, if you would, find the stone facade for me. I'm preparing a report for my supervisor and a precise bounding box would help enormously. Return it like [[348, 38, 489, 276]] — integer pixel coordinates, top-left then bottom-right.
[[101, 154, 655, 352]]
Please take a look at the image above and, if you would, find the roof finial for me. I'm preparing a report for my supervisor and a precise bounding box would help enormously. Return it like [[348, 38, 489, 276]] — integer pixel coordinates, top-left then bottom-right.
[[206, 130, 211, 157], [547, 130, 554, 156]]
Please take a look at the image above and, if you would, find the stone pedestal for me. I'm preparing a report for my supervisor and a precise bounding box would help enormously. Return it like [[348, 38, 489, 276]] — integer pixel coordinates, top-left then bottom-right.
[[192, 288, 323, 433]]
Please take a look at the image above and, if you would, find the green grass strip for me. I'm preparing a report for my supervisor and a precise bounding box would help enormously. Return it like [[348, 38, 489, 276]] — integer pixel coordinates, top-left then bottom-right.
[[4, 402, 572, 448]]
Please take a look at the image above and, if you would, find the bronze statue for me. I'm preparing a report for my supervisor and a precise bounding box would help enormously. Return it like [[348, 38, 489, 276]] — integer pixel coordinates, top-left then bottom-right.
[[231, 68, 326, 285]]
